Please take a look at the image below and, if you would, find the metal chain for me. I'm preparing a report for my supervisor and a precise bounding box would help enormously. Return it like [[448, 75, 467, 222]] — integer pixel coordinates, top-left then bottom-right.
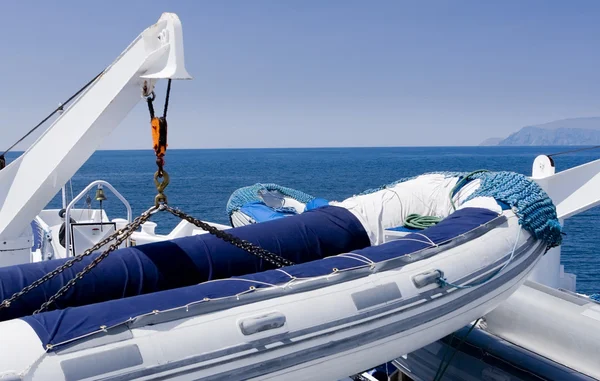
[[0, 206, 157, 312], [143, 83, 292, 267], [164, 205, 295, 268], [1, 201, 291, 314], [1, 77, 291, 314], [32, 206, 158, 314]]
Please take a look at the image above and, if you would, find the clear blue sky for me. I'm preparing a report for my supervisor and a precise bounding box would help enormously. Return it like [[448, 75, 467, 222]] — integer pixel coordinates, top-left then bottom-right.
[[2, 1, 599, 149]]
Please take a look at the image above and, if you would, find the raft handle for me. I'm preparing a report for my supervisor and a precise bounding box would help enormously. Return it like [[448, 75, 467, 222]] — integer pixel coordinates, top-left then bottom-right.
[[413, 269, 444, 288]]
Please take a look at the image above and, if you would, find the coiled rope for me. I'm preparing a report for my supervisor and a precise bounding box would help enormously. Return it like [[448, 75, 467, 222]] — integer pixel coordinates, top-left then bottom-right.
[[402, 214, 442, 230], [401, 169, 488, 231]]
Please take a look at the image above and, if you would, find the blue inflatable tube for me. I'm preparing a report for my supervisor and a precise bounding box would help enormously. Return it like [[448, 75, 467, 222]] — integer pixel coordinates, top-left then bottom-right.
[[0, 206, 370, 322]]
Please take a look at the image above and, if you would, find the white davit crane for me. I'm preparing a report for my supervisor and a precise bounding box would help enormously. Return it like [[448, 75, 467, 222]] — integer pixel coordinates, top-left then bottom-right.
[[0, 13, 192, 263]]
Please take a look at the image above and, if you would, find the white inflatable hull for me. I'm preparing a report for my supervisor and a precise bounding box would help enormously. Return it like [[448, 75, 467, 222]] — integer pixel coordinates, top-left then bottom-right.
[[0, 212, 545, 381]]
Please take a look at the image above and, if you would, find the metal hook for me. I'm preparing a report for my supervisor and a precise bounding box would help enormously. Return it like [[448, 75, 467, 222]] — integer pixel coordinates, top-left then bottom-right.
[[154, 170, 170, 207], [154, 170, 170, 193]]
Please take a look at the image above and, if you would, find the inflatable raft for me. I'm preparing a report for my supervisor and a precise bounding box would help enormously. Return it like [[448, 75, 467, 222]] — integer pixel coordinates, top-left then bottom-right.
[[0, 171, 561, 380]]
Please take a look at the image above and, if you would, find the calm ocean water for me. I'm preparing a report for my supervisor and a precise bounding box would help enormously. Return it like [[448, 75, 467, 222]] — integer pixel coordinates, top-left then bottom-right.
[[9, 146, 599, 295]]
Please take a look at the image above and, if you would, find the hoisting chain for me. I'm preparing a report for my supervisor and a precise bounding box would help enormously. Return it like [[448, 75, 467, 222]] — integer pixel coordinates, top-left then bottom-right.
[[164, 205, 295, 268], [0, 202, 292, 315], [32, 206, 157, 314], [143, 81, 292, 267], [0, 206, 158, 313], [0, 81, 294, 316]]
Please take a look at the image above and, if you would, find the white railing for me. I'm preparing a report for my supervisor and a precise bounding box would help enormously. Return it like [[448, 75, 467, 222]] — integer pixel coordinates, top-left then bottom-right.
[[64, 180, 132, 256]]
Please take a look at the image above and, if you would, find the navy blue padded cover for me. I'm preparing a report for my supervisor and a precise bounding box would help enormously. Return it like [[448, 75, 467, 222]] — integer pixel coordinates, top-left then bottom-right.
[[0, 206, 369, 322], [22, 207, 500, 349]]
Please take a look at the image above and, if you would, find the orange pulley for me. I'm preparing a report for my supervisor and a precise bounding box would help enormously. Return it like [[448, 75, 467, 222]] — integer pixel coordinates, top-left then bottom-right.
[[151, 116, 168, 159]]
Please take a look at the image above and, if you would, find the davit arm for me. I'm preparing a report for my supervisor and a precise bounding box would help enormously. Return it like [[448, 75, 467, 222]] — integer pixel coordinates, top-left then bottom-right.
[[0, 13, 192, 242], [532, 155, 600, 220]]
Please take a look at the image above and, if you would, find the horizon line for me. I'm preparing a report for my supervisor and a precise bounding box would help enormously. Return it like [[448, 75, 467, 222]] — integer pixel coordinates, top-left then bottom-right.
[[4, 144, 598, 155]]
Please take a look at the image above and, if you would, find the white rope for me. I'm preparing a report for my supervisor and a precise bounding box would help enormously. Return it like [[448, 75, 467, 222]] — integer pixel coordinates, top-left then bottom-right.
[[411, 232, 437, 247], [275, 268, 299, 288], [275, 268, 295, 279], [337, 252, 375, 264], [19, 349, 49, 378], [197, 277, 278, 288], [387, 237, 437, 246], [332, 254, 373, 265]]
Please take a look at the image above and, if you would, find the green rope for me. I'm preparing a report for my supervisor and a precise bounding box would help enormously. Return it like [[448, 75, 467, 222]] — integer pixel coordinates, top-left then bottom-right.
[[402, 214, 442, 230], [402, 169, 490, 231]]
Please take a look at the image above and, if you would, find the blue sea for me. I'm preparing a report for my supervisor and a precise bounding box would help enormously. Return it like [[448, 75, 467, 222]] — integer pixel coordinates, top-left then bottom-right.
[[13, 146, 598, 295]]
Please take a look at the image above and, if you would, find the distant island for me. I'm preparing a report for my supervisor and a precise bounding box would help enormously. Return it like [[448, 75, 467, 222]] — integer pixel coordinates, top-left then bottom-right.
[[480, 117, 600, 146]]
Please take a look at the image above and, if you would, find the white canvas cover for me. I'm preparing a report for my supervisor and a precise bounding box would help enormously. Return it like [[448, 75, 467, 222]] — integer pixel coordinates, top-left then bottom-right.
[[331, 174, 501, 245]]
